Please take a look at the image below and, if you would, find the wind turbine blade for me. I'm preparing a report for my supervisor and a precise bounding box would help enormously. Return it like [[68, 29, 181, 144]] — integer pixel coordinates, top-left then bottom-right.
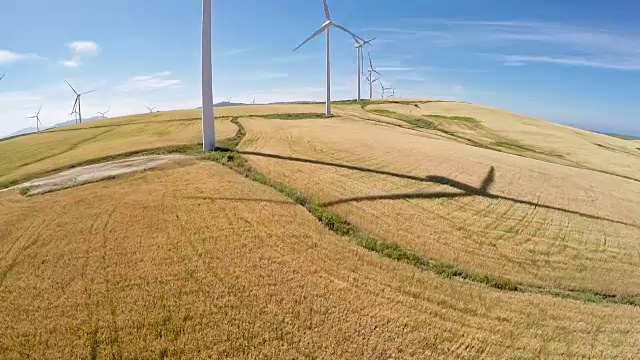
[[81, 89, 97, 96], [65, 80, 79, 95], [293, 24, 328, 51], [37, 106, 42, 116], [373, 69, 381, 75], [332, 23, 364, 43], [363, 38, 376, 46], [323, 0, 331, 20], [368, 53, 373, 68], [0, 74, 4, 81]]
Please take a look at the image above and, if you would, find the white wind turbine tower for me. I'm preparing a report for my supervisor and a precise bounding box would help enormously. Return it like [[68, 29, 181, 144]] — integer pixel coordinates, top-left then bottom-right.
[[294, 0, 363, 115], [66, 81, 96, 124], [201, 0, 216, 151], [367, 53, 381, 100], [354, 38, 375, 102], [27, 106, 43, 133], [390, 85, 396, 98], [145, 105, 156, 113]]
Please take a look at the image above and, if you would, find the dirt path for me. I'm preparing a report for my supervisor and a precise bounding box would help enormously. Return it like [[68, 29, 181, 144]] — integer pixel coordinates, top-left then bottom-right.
[[4, 155, 192, 196]]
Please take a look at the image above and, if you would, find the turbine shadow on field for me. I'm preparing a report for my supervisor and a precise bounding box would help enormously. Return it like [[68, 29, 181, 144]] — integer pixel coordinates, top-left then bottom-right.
[[239, 151, 639, 229]]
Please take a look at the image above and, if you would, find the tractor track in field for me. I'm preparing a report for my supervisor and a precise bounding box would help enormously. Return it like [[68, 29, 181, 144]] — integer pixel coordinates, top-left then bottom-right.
[[208, 118, 640, 306], [98, 204, 123, 359], [0, 217, 47, 288]]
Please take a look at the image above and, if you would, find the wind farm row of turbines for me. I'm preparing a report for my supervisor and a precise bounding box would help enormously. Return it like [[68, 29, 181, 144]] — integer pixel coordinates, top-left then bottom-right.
[[4, 0, 391, 144], [0, 73, 160, 133], [293, 0, 396, 116]]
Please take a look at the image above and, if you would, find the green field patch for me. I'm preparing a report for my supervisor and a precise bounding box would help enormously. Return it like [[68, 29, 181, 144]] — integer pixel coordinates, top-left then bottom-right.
[[369, 109, 437, 129], [258, 113, 332, 120], [491, 140, 539, 153]]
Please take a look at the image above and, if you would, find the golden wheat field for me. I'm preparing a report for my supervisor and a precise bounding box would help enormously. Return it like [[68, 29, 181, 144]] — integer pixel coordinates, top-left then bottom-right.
[[240, 114, 640, 296], [0, 117, 236, 188], [364, 101, 640, 181], [1, 162, 640, 359], [1, 102, 640, 358]]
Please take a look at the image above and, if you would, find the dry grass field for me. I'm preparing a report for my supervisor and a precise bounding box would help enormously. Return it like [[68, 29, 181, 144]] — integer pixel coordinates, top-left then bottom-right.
[[0, 104, 327, 189], [1, 162, 640, 359], [239, 116, 640, 296], [363, 101, 640, 181], [1, 102, 640, 358], [0, 116, 236, 188]]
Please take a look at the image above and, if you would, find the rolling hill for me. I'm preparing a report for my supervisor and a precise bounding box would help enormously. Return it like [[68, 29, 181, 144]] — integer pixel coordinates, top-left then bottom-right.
[[0, 100, 639, 358]]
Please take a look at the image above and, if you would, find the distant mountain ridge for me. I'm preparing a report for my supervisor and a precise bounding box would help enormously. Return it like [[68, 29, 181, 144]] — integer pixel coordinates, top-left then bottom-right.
[[594, 131, 640, 141], [1, 116, 102, 141]]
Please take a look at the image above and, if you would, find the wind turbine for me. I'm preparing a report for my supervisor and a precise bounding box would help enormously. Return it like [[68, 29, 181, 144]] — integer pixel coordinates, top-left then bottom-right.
[[98, 109, 110, 118], [354, 38, 375, 102], [69, 108, 79, 123], [201, 0, 215, 151], [367, 53, 381, 100], [390, 85, 396, 98], [145, 105, 156, 113], [365, 74, 378, 100], [294, 0, 363, 115], [380, 83, 391, 99], [66, 81, 96, 124], [27, 106, 43, 133]]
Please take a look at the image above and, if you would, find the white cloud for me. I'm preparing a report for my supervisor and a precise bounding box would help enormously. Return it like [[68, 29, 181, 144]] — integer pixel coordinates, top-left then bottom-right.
[[496, 55, 640, 71], [220, 48, 252, 57], [0, 50, 42, 64], [120, 71, 183, 92], [370, 19, 640, 71], [60, 41, 99, 67], [68, 41, 99, 54], [61, 58, 81, 68]]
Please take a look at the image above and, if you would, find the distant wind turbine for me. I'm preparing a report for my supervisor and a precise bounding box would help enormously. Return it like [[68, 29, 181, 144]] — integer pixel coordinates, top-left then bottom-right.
[[98, 109, 110, 118], [294, 0, 363, 115], [145, 105, 156, 113], [201, 0, 216, 151], [354, 38, 375, 102], [66, 81, 96, 124], [380, 83, 391, 99], [367, 53, 381, 100], [390, 85, 396, 98], [27, 106, 43, 133]]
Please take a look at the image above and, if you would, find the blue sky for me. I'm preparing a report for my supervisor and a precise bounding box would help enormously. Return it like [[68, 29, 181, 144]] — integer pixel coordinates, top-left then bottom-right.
[[1, 0, 639, 137]]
